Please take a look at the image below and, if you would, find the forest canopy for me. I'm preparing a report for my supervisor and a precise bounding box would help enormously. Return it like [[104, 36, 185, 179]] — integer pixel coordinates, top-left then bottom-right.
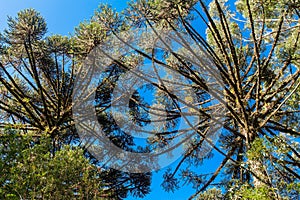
[[0, 0, 299, 199]]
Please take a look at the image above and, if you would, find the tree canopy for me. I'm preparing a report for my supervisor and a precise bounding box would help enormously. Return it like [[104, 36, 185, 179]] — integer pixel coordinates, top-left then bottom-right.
[[0, 8, 150, 199], [0, 0, 299, 199]]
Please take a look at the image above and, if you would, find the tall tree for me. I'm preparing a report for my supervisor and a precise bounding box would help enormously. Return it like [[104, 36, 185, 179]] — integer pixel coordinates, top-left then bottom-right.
[[2, 1, 299, 199], [88, 0, 299, 199], [0, 8, 151, 199]]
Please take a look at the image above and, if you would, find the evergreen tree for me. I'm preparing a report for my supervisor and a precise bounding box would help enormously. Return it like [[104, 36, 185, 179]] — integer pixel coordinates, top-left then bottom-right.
[[89, 0, 299, 199], [0, 8, 150, 199]]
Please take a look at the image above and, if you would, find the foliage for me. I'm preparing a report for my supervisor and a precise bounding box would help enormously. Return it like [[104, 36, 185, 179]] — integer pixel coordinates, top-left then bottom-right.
[[196, 188, 223, 200], [84, 0, 299, 199], [1, 1, 300, 199], [0, 129, 107, 199], [0, 8, 150, 199]]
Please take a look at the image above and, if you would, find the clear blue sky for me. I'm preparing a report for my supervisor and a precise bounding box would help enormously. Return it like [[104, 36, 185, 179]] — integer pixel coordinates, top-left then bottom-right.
[[0, 0, 126, 36], [0, 1, 221, 199]]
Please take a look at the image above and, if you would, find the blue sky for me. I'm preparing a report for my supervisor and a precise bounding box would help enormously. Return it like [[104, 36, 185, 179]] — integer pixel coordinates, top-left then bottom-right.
[[0, 1, 222, 199], [0, 0, 126, 36]]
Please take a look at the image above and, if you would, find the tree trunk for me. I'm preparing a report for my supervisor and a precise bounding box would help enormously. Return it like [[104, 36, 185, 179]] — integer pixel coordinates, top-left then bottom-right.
[[242, 128, 268, 188]]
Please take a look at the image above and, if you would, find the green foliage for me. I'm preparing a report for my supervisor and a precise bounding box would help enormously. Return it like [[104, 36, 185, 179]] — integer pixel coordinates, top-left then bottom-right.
[[5, 8, 47, 43], [0, 7, 151, 200], [0, 129, 106, 199], [119, 0, 300, 199], [228, 184, 278, 200], [225, 137, 300, 199], [126, 0, 197, 28], [196, 188, 223, 200], [1, 1, 299, 200], [73, 4, 125, 56]]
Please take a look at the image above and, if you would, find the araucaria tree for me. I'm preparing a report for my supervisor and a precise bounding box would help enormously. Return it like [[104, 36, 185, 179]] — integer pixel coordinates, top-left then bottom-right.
[[0, 8, 150, 199], [0, 0, 299, 199], [121, 0, 299, 199]]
